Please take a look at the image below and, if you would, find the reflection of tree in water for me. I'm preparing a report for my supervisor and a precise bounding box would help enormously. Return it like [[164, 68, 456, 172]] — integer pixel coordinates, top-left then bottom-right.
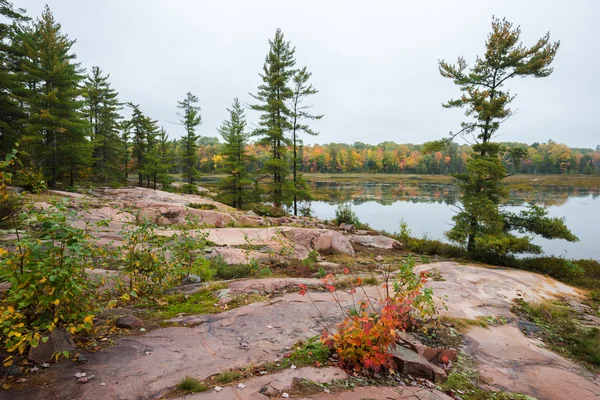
[[311, 181, 599, 207]]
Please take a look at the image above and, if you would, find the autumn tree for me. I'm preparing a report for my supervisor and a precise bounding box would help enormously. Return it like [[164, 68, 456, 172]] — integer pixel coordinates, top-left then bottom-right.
[[435, 17, 577, 259], [177, 92, 202, 192], [289, 66, 322, 215], [217, 97, 253, 208], [250, 28, 296, 206]]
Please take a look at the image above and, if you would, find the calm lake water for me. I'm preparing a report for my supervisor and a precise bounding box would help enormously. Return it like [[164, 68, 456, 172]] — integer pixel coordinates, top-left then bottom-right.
[[309, 181, 600, 261]]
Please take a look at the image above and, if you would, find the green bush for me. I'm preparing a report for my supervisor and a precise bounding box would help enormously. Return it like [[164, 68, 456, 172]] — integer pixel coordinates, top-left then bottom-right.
[[180, 183, 200, 195], [0, 201, 99, 358], [13, 166, 47, 194], [211, 256, 257, 280], [334, 203, 360, 226], [176, 376, 207, 393], [187, 203, 217, 210], [250, 203, 287, 218]]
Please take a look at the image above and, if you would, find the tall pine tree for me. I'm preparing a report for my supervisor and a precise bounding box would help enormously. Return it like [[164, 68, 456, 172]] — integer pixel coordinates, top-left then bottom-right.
[[177, 92, 201, 192], [21, 5, 89, 188], [217, 97, 252, 208], [289, 66, 322, 215], [250, 28, 296, 207], [436, 17, 577, 259], [0, 0, 28, 156], [82, 66, 123, 183]]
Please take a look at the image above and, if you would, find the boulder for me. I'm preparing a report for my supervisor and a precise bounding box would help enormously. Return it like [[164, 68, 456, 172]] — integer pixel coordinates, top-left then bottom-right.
[[182, 274, 202, 285], [375, 255, 384, 262], [339, 223, 356, 233], [349, 235, 402, 250], [282, 228, 355, 256], [28, 329, 76, 364], [116, 315, 144, 329], [391, 345, 447, 382]]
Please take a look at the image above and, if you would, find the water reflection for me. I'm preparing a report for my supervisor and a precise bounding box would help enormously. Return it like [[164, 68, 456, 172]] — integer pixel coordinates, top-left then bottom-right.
[[310, 181, 600, 208], [309, 181, 600, 261]]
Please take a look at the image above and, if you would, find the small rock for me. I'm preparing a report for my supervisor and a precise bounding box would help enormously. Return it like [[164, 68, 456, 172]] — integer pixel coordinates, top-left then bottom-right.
[[237, 383, 246, 389], [375, 255, 384, 262], [282, 393, 290, 398], [214, 220, 226, 228], [77, 354, 88, 363], [116, 315, 144, 329], [339, 223, 356, 233], [218, 296, 233, 307], [215, 386, 223, 392], [7, 363, 21, 376], [28, 329, 76, 364], [182, 274, 202, 284]]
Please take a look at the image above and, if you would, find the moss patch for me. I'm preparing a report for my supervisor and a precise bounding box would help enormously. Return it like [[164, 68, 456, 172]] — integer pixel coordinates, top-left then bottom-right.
[[512, 299, 600, 370]]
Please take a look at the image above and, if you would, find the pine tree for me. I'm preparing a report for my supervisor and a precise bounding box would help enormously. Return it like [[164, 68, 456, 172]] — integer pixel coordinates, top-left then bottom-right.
[[82, 66, 123, 183], [127, 103, 158, 187], [436, 17, 577, 259], [177, 92, 202, 192], [290, 66, 322, 215], [21, 6, 89, 188], [217, 97, 252, 208], [144, 127, 172, 190], [250, 28, 296, 207], [0, 0, 28, 156]]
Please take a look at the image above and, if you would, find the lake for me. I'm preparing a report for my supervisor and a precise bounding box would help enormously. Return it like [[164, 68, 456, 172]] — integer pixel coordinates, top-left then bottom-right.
[[308, 180, 600, 261]]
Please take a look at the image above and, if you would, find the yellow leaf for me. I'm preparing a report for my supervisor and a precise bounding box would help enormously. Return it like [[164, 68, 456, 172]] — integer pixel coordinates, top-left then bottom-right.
[[0, 248, 7, 257], [83, 315, 94, 323], [8, 331, 22, 338], [7, 306, 14, 314], [53, 299, 60, 306], [69, 327, 76, 334]]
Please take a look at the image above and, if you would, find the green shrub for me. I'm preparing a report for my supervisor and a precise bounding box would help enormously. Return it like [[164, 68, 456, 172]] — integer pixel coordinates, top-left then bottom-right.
[[211, 255, 257, 280], [0, 201, 99, 358], [187, 203, 217, 210], [13, 166, 47, 194], [258, 267, 273, 278], [180, 183, 199, 195], [250, 203, 287, 218], [334, 203, 360, 226], [176, 376, 207, 393]]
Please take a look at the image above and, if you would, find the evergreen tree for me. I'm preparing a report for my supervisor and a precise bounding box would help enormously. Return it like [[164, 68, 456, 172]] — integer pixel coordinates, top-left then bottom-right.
[[217, 97, 252, 208], [145, 127, 171, 190], [127, 103, 158, 187], [0, 0, 28, 156], [436, 17, 577, 259], [289, 66, 322, 215], [250, 28, 296, 207], [21, 6, 89, 188], [177, 92, 201, 192], [82, 66, 123, 183]]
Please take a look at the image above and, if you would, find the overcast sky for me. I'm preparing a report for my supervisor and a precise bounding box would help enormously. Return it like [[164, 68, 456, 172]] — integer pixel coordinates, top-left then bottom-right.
[[17, 0, 600, 148]]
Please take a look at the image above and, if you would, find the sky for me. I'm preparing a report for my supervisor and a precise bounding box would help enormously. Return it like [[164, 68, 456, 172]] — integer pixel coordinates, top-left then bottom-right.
[[17, 0, 600, 148]]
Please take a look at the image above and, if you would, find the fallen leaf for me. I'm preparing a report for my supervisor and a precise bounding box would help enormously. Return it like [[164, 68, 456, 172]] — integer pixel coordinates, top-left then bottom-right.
[[237, 383, 245, 389], [282, 393, 290, 398], [290, 364, 296, 369], [215, 386, 223, 392]]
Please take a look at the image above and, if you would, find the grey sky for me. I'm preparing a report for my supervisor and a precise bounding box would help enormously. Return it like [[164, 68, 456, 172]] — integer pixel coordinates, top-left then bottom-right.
[[19, 0, 600, 148]]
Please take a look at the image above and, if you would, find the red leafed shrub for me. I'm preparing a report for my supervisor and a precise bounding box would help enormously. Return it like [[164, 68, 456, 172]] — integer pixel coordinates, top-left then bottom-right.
[[299, 255, 437, 374]]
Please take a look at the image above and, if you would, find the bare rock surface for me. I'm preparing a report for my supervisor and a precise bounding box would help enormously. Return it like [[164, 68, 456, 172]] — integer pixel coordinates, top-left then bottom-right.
[[349, 234, 402, 249], [298, 386, 454, 400], [182, 367, 347, 400], [6, 262, 600, 400], [464, 323, 600, 400], [281, 227, 355, 255]]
